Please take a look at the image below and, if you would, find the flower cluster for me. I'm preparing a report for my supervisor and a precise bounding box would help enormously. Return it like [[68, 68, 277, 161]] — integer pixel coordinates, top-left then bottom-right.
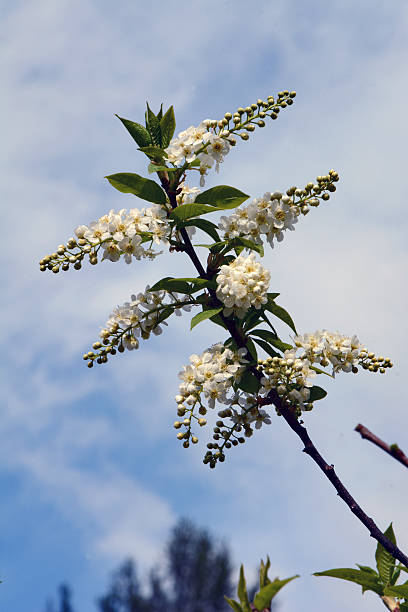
[[257, 351, 317, 414], [165, 121, 232, 186], [215, 252, 270, 318], [39, 205, 170, 273], [293, 330, 393, 375], [219, 170, 339, 249], [173, 344, 248, 451], [84, 287, 195, 367]]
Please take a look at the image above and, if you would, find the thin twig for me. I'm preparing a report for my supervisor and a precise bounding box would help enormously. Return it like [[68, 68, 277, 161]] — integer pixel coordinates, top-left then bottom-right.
[[355, 424, 408, 470]]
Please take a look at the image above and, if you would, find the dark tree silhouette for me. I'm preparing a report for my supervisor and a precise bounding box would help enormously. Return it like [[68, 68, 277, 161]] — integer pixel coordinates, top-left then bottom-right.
[[97, 518, 234, 612], [97, 559, 149, 612], [44, 583, 74, 612]]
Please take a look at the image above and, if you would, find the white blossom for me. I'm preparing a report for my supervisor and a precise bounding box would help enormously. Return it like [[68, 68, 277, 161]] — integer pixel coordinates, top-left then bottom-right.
[[219, 192, 300, 249], [215, 252, 270, 318]]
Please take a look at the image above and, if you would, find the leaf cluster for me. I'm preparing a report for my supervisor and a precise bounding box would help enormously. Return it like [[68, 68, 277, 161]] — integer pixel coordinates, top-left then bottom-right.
[[225, 557, 298, 612], [314, 524, 408, 609]]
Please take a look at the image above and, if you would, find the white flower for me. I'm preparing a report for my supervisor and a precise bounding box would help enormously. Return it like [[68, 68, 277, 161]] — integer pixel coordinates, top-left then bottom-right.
[[219, 191, 300, 250], [215, 252, 270, 318], [294, 330, 363, 374]]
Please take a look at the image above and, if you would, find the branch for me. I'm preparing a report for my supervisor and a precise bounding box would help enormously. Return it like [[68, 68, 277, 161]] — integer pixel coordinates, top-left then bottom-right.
[[355, 424, 408, 470], [264, 389, 408, 567]]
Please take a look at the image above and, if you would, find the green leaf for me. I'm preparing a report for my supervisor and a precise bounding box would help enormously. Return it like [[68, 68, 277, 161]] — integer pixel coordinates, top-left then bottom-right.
[[224, 237, 264, 257], [190, 308, 223, 330], [237, 565, 251, 611], [178, 219, 221, 242], [308, 386, 328, 402], [237, 370, 261, 394], [105, 173, 167, 205], [267, 292, 280, 300], [245, 338, 258, 363], [309, 365, 335, 378], [259, 557, 271, 589], [195, 185, 250, 209], [148, 277, 192, 294], [138, 146, 168, 160], [384, 584, 408, 598], [145, 102, 162, 146], [115, 115, 152, 147], [249, 329, 292, 352], [264, 298, 297, 334], [399, 604, 408, 612], [148, 163, 178, 174], [252, 337, 280, 359], [356, 565, 378, 575], [254, 575, 299, 609], [160, 105, 176, 148], [224, 597, 243, 612], [314, 568, 383, 595], [170, 202, 220, 222], [376, 524, 397, 585], [156, 103, 164, 121], [390, 567, 401, 586], [156, 305, 174, 325], [242, 309, 263, 333]]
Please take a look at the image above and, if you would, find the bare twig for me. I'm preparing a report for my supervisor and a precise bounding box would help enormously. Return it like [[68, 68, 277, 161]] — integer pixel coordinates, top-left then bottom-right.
[[355, 424, 408, 470]]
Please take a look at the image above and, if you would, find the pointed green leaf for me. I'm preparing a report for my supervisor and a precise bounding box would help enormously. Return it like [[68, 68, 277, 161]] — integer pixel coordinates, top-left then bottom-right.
[[156, 103, 164, 121], [170, 203, 220, 221], [390, 567, 401, 586], [138, 146, 168, 160], [105, 173, 167, 205], [245, 338, 258, 362], [190, 308, 223, 330], [224, 597, 243, 612], [384, 584, 408, 598], [148, 277, 192, 294], [178, 219, 221, 242], [259, 557, 271, 589], [115, 115, 152, 147], [252, 337, 280, 358], [237, 370, 261, 394], [145, 102, 162, 146], [308, 386, 328, 402], [249, 329, 292, 352], [116, 115, 152, 147], [254, 575, 299, 609], [160, 105, 176, 148], [314, 568, 383, 595], [242, 309, 263, 333], [264, 298, 297, 334], [237, 565, 250, 611], [376, 524, 397, 585], [195, 185, 250, 209]]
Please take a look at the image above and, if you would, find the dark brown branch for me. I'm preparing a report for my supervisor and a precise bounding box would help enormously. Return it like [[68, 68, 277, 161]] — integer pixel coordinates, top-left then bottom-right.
[[355, 424, 408, 470], [160, 174, 408, 568], [263, 389, 408, 567]]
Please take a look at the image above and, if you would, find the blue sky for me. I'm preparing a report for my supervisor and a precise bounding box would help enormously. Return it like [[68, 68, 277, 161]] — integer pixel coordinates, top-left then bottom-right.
[[1, 1, 408, 610]]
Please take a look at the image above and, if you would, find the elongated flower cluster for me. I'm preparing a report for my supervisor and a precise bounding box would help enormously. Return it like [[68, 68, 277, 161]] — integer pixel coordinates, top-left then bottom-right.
[[294, 330, 393, 375], [165, 121, 232, 186], [39, 205, 170, 273], [215, 252, 270, 318], [84, 287, 195, 367], [173, 344, 248, 451], [219, 171, 339, 249]]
